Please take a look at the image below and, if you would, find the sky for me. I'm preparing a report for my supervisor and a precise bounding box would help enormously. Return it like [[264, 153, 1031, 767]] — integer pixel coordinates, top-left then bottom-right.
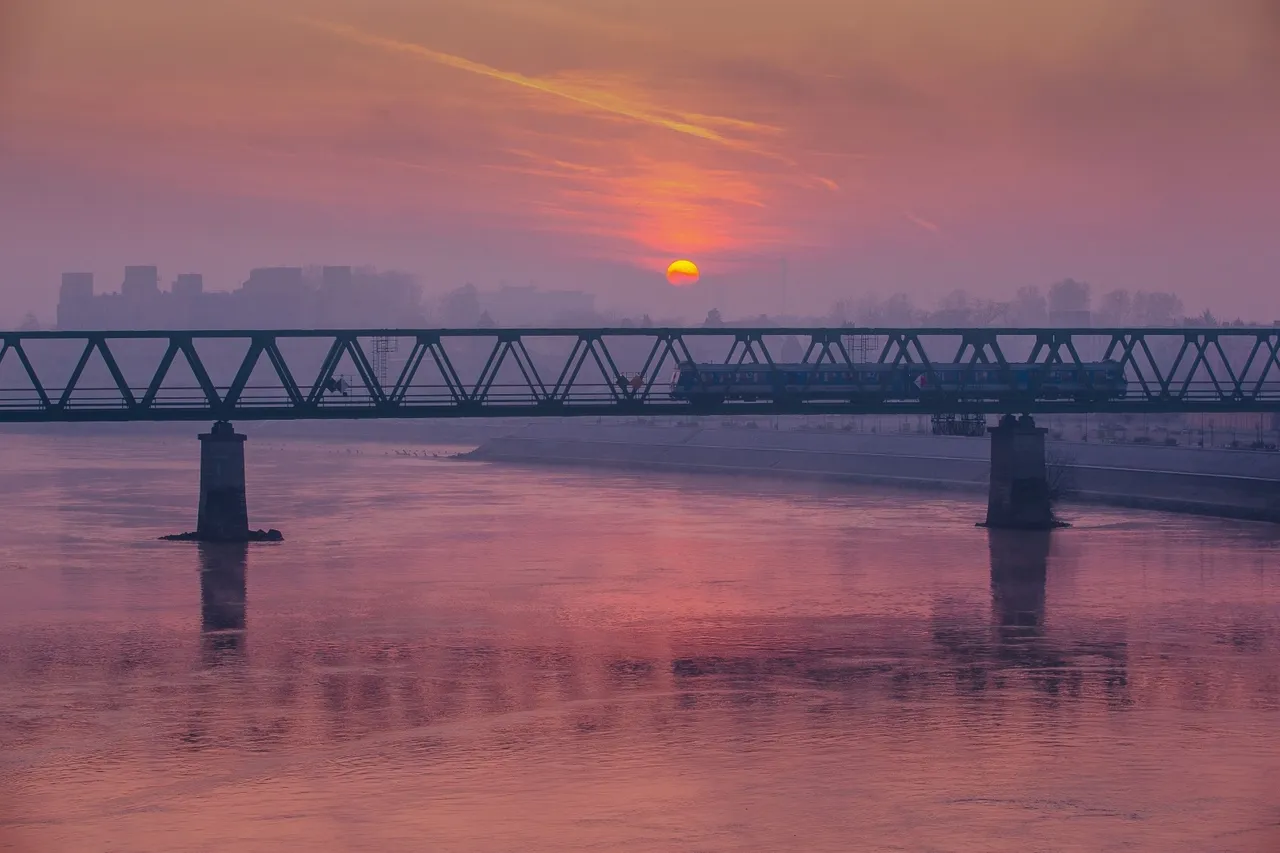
[[1, 0, 1278, 321]]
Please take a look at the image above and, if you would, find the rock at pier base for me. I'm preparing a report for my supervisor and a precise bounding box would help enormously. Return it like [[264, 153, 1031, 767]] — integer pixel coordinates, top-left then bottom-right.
[[160, 528, 283, 543]]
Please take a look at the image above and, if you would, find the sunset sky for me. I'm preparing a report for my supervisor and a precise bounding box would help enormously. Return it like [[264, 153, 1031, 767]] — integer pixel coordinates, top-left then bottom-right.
[[1, 0, 1277, 320]]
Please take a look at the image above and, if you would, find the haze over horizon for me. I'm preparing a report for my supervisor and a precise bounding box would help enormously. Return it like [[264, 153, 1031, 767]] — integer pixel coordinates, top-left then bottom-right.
[[2, 0, 1277, 323]]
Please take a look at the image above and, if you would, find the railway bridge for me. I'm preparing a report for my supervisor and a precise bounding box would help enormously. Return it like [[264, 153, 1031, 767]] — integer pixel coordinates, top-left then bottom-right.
[[3, 326, 1277, 534]]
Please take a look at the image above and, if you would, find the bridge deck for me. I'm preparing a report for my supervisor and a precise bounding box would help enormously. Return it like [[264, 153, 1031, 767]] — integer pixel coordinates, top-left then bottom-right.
[[1, 327, 1277, 422]]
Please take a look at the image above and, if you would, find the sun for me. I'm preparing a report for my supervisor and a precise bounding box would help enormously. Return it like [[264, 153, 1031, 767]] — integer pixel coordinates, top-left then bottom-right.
[[666, 259, 700, 286]]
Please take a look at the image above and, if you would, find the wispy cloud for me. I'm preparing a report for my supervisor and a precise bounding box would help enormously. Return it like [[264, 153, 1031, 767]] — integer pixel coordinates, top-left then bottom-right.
[[903, 211, 941, 234], [294, 17, 786, 160]]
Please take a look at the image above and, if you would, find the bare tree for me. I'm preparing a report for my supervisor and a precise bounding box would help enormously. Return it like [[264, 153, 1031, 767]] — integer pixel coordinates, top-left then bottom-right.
[[1049, 278, 1091, 314], [1096, 289, 1133, 325], [1045, 447, 1077, 504], [1133, 291, 1184, 325], [1011, 286, 1048, 325]]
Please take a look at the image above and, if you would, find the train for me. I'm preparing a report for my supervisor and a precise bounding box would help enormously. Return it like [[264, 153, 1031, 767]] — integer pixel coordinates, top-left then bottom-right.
[[669, 360, 1128, 404]]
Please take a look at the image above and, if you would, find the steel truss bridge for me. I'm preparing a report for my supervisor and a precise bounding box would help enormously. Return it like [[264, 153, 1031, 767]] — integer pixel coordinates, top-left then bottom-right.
[[1, 327, 1279, 423]]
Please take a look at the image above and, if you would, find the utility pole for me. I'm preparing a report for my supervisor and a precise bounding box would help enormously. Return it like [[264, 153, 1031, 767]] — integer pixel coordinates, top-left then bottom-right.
[[779, 256, 789, 319]]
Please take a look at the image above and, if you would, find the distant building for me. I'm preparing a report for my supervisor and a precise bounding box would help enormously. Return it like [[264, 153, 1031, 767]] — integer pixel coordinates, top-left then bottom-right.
[[322, 265, 354, 290], [173, 273, 203, 298], [54, 264, 426, 330], [242, 267, 304, 295], [121, 266, 160, 300], [57, 273, 95, 329]]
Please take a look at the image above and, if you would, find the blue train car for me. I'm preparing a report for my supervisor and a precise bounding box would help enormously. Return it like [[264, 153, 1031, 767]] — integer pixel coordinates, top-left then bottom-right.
[[669, 361, 1127, 404]]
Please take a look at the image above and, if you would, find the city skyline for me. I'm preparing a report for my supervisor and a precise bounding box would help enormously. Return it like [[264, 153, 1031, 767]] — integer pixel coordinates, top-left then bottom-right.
[[43, 262, 1238, 330], [2, 1, 1277, 323]]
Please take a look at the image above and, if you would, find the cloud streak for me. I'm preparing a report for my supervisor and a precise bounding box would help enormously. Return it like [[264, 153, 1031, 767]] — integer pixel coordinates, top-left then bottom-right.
[[294, 17, 787, 160]]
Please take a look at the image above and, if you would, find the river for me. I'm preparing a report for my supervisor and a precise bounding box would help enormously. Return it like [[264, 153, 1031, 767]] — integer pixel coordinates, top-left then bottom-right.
[[1, 433, 1278, 852]]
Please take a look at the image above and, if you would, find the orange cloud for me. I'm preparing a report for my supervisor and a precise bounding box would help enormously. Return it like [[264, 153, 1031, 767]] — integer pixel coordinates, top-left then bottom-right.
[[489, 149, 795, 260]]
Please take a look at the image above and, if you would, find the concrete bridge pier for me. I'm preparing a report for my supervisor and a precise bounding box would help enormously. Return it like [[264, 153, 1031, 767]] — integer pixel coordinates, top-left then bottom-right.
[[162, 421, 280, 542], [985, 414, 1058, 529], [198, 421, 250, 540]]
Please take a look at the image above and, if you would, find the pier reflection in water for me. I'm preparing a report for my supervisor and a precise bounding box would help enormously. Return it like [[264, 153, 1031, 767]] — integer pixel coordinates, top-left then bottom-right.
[[199, 543, 247, 661], [0, 435, 1277, 853], [989, 529, 1049, 635]]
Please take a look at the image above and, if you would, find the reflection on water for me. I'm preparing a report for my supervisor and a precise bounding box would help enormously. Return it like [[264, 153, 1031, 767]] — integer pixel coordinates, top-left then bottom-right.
[[989, 529, 1049, 634], [0, 435, 1277, 853], [199, 543, 247, 662]]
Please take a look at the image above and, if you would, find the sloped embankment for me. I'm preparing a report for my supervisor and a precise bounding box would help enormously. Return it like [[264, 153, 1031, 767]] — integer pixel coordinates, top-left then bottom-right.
[[465, 423, 1280, 522]]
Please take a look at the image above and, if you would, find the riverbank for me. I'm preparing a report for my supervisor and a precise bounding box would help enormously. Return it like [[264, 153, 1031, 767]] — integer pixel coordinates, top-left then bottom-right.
[[465, 422, 1280, 523]]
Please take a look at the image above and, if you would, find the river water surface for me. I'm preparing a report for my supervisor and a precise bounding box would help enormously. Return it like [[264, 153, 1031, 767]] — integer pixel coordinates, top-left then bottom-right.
[[1, 433, 1278, 852]]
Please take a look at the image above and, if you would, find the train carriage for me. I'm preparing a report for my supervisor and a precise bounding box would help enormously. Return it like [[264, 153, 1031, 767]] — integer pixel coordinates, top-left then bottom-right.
[[669, 361, 1127, 405]]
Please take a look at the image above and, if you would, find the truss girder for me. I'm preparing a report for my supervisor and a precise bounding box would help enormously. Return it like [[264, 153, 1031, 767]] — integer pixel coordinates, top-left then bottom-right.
[[0, 327, 1277, 422]]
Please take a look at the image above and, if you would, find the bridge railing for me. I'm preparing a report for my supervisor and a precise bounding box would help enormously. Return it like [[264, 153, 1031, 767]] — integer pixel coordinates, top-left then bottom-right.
[[1, 327, 1278, 421]]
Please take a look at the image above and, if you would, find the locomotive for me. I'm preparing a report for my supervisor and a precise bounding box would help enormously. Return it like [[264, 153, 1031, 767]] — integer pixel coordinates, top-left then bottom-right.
[[669, 360, 1127, 404]]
